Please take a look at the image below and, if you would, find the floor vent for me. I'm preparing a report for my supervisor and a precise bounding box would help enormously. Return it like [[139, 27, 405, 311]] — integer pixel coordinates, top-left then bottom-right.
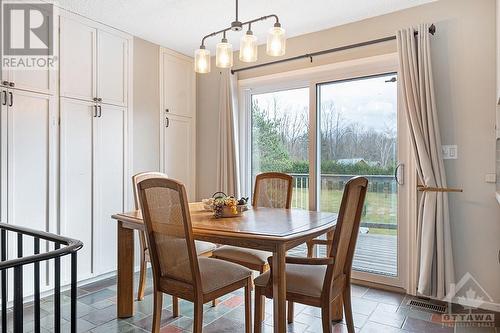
[[407, 299, 447, 313]]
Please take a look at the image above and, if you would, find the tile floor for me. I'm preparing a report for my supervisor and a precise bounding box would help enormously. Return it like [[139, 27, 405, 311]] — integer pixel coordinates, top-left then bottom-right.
[[4, 270, 500, 332]]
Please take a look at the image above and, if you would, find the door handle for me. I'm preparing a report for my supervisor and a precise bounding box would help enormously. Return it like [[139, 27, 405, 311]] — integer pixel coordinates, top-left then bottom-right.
[[98, 105, 102, 117], [1, 91, 6, 106], [165, 117, 170, 128], [8, 92, 13, 107], [394, 163, 404, 185]]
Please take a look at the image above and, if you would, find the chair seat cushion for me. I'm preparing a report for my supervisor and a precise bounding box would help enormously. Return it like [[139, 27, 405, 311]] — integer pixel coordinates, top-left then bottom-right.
[[195, 241, 217, 255], [199, 257, 252, 294], [212, 245, 271, 266], [254, 263, 326, 298]]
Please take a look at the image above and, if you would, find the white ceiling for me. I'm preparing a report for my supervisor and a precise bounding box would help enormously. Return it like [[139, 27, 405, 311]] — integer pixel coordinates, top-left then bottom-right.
[[53, 0, 435, 56]]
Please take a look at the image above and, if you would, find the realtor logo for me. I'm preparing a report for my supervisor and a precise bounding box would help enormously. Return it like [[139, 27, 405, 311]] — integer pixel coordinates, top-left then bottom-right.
[[1, 1, 57, 70], [438, 273, 496, 328]]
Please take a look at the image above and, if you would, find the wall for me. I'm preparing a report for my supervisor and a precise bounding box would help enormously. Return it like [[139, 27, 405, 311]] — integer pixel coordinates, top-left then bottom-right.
[[133, 37, 160, 174], [197, 0, 500, 305]]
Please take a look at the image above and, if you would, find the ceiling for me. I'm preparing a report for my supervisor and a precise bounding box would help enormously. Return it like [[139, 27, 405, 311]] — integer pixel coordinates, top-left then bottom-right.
[[53, 0, 435, 56]]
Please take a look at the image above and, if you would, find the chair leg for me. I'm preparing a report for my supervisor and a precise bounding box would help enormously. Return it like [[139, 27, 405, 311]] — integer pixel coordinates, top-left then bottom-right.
[[193, 300, 204, 333], [306, 241, 315, 258], [244, 277, 252, 333], [254, 288, 263, 333], [137, 254, 147, 301], [259, 266, 266, 320], [343, 285, 355, 333], [211, 299, 219, 307], [321, 302, 332, 333], [172, 296, 179, 317], [287, 301, 294, 324], [152, 291, 163, 333]]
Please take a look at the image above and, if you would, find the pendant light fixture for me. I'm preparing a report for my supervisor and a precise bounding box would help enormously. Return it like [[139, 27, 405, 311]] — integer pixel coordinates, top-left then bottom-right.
[[194, 0, 286, 73], [216, 32, 233, 68]]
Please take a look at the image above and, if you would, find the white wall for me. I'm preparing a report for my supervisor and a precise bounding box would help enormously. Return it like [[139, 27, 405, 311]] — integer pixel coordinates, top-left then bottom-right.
[[133, 37, 160, 174], [196, 0, 500, 305]]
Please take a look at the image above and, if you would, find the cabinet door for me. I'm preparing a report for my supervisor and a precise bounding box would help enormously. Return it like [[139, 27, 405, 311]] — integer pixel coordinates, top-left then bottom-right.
[[162, 115, 195, 200], [5, 8, 58, 95], [98, 30, 128, 106], [94, 104, 125, 275], [161, 51, 194, 117], [8, 90, 56, 292], [60, 16, 96, 101], [60, 98, 95, 281], [0, 91, 6, 225]]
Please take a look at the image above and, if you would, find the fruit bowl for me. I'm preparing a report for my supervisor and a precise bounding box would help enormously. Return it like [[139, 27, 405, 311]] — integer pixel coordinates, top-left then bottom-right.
[[204, 192, 249, 219]]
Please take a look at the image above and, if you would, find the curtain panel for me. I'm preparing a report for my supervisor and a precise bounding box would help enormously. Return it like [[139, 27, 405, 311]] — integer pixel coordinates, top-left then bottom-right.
[[397, 24, 454, 298], [216, 70, 240, 197]]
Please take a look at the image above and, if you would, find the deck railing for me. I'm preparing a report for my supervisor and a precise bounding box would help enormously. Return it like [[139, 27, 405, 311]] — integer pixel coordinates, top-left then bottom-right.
[[0, 223, 83, 333], [289, 173, 397, 230]]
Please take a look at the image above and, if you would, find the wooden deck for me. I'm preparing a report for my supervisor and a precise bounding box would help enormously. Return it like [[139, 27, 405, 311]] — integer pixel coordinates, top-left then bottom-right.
[[289, 233, 398, 277]]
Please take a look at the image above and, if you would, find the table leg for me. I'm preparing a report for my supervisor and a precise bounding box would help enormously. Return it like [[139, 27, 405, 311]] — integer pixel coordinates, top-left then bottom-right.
[[117, 221, 134, 318], [272, 245, 286, 333]]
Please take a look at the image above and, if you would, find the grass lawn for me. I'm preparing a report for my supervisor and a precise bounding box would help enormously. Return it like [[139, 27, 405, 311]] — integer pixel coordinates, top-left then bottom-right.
[[291, 188, 398, 236]]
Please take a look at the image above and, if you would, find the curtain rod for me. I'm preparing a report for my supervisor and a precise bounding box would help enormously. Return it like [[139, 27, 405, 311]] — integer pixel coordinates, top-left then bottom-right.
[[231, 24, 436, 74]]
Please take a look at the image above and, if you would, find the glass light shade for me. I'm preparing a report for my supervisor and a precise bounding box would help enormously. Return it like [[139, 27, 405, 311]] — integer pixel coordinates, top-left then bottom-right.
[[267, 26, 286, 56], [239, 33, 258, 62], [194, 48, 211, 73], [216, 41, 233, 68]]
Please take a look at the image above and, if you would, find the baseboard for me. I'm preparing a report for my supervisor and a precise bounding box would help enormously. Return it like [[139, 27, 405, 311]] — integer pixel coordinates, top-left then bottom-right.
[[351, 278, 407, 294]]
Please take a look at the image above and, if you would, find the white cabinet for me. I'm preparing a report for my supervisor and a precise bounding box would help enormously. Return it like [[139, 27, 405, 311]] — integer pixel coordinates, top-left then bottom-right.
[[160, 48, 196, 200], [60, 16, 97, 102], [59, 12, 131, 282], [60, 15, 128, 106], [59, 98, 94, 280], [0, 88, 57, 292], [161, 49, 195, 117], [60, 99, 126, 279], [162, 114, 196, 198], [93, 104, 125, 274], [98, 31, 128, 106]]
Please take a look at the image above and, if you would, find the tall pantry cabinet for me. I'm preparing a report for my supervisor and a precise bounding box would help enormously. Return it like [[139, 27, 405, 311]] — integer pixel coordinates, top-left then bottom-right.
[[160, 48, 196, 200], [59, 13, 132, 281]]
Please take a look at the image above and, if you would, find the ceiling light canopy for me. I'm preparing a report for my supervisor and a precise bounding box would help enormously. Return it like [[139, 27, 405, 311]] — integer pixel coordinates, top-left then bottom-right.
[[194, 0, 286, 73]]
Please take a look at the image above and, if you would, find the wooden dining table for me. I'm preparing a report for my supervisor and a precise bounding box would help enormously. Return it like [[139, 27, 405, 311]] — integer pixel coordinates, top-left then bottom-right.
[[112, 203, 338, 333]]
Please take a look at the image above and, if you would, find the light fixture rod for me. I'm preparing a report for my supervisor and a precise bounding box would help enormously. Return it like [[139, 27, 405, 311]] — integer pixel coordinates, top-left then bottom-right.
[[200, 14, 280, 47], [235, 0, 238, 22]]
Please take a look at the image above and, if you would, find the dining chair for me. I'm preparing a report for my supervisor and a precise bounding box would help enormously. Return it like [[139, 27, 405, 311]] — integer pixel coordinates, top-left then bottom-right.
[[253, 176, 368, 333], [132, 172, 217, 306], [211, 172, 293, 316], [211, 172, 293, 273], [137, 177, 253, 333]]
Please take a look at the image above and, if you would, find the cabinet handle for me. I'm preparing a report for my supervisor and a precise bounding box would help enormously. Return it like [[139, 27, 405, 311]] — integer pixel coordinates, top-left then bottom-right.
[[93, 97, 98, 102], [8, 82, 14, 88], [1, 81, 8, 86], [93, 105, 98, 117], [98, 105, 102, 117], [1, 91, 6, 106], [8, 92, 13, 107], [165, 108, 169, 113], [165, 117, 170, 128], [97, 98, 102, 102]]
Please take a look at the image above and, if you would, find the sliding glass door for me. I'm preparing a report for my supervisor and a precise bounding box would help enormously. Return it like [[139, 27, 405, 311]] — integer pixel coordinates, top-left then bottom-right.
[[242, 56, 410, 288], [317, 73, 399, 278]]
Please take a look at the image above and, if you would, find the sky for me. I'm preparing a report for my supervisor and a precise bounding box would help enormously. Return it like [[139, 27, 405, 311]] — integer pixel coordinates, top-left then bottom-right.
[[252, 73, 398, 134]]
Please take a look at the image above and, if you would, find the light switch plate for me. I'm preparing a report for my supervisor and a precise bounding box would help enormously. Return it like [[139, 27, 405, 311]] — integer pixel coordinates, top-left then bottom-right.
[[442, 145, 458, 160], [485, 173, 497, 183]]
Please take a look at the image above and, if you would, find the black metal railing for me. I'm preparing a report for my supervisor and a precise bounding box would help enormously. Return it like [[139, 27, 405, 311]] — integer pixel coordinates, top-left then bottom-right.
[[0, 223, 83, 333]]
